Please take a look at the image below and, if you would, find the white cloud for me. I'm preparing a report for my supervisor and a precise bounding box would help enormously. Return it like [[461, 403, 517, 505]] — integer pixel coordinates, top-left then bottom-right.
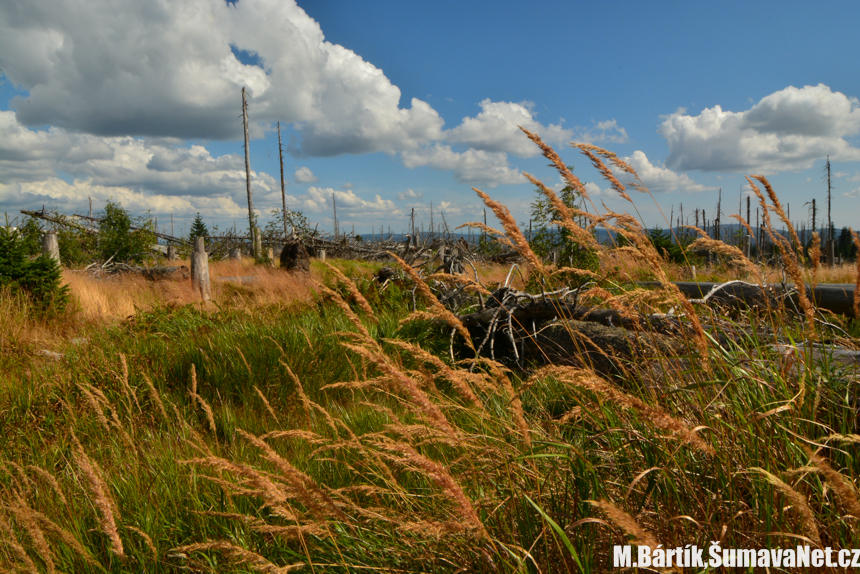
[[0, 0, 443, 155], [572, 119, 629, 144], [0, 178, 246, 219], [294, 166, 318, 183], [445, 99, 572, 157], [435, 200, 476, 217], [623, 151, 716, 194], [659, 84, 860, 173], [301, 186, 401, 217], [0, 111, 281, 217], [396, 188, 423, 201], [584, 182, 603, 197], [401, 144, 525, 187]]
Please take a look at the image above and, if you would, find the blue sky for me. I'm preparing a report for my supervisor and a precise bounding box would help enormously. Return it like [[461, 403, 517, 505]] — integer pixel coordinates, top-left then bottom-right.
[[2, 0, 860, 238]]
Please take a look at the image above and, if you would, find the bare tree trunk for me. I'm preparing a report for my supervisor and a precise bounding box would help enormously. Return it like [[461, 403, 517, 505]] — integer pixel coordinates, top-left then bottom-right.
[[278, 121, 288, 238], [242, 87, 257, 259], [41, 232, 60, 264], [253, 227, 262, 261], [191, 237, 211, 301]]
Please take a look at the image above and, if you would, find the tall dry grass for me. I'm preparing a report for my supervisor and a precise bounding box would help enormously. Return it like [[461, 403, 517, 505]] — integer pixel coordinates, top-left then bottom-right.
[[4, 137, 860, 573], [64, 258, 317, 323]]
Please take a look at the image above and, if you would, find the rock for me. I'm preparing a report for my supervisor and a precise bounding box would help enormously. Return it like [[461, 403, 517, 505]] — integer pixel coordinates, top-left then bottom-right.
[[280, 239, 310, 273]]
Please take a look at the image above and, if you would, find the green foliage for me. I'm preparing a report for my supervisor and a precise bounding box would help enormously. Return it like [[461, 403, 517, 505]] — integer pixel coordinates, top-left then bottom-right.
[[262, 207, 311, 240], [188, 212, 209, 241], [647, 226, 686, 264], [98, 200, 156, 264], [528, 176, 600, 275], [837, 226, 857, 260], [57, 224, 98, 267], [0, 225, 69, 313], [17, 217, 43, 256]]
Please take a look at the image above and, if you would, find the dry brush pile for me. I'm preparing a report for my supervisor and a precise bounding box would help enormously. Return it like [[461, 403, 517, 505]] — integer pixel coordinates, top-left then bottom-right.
[[2, 134, 860, 572]]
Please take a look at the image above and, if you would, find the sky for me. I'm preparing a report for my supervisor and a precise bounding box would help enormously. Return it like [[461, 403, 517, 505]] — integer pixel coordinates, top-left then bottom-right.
[[2, 0, 860, 238]]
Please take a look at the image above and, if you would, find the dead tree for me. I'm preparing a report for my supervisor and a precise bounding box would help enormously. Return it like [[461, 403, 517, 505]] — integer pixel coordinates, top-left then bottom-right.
[[242, 87, 257, 259]]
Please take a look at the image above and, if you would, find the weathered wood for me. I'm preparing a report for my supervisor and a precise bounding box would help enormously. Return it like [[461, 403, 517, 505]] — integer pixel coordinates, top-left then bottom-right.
[[639, 281, 858, 316], [278, 121, 289, 238], [253, 227, 262, 261], [41, 232, 60, 263], [522, 319, 685, 374], [459, 299, 681, 334], [242, 87, 257, 260], [190, 237, 211, 301], [21, 210, 96, 235], [167, 245, 175, 261], [280, 239, 310, 272], [22, 209, 189, 245], [229, 247, 242, 261], [216, 276, 259, 284], [140, 266, 189, 281]]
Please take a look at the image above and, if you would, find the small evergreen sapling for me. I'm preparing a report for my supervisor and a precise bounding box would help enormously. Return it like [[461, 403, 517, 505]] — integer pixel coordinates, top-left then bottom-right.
[[0, 225, 69, 314], [188, 213, 209, 241]]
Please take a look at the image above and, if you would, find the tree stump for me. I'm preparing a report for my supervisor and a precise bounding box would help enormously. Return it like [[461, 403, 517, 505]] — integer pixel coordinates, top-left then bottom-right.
[[191, 237, 211, 301], [280, 239, 310, 272], [41, 232, 60, 264]]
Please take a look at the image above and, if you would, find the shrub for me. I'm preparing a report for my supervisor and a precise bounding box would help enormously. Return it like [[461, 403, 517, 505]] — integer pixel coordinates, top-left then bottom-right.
[[0, 225, 69, 314], [263, 207, 311, 240], [17, 216, 44, 257], [98, 200, 156, 264], [528, 175, 600, 279]]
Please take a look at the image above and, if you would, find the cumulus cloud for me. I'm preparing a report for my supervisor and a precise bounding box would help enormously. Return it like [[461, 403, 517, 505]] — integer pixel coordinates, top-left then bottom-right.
[[301, 186, 401, 217], [584, 182, 603, 197], [843, 186, 860, 198], [294, 166, 318, 183], [0, 0, 443, 155], [623, 151, 716, 194], [401, 144, 525, 187], [0, 178, 247, 219], [572, 119, 629, 145], [396, 188, 423, 201], [0, 110, 280, 216], [445, 99, 572, 157], [659, 84, 860, 173]]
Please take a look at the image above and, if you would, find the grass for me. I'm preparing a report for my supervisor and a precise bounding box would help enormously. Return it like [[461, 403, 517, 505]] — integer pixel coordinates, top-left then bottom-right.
[[3, 142, 860, 572]]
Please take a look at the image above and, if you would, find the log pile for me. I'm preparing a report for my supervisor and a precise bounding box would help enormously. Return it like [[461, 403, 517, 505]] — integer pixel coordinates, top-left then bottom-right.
[[409, 263, 860, 376]]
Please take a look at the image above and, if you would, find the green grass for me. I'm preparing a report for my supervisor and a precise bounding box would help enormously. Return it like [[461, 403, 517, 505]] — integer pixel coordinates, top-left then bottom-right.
[[3, 271, 859, 572], [4, 167, 860, 572]]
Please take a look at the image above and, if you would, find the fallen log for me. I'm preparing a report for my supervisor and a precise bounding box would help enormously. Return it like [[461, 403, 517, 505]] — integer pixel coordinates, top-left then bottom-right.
[[140, 266, 190, 281], [459, 299, 682, 335], [639, 281, 858, 316], [522, 319, 686, 374], [457, 298, 693, 375]]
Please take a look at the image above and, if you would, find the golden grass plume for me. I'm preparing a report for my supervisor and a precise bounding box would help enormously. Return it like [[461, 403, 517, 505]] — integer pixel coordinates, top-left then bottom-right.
[[748, 467, 821, 546]]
